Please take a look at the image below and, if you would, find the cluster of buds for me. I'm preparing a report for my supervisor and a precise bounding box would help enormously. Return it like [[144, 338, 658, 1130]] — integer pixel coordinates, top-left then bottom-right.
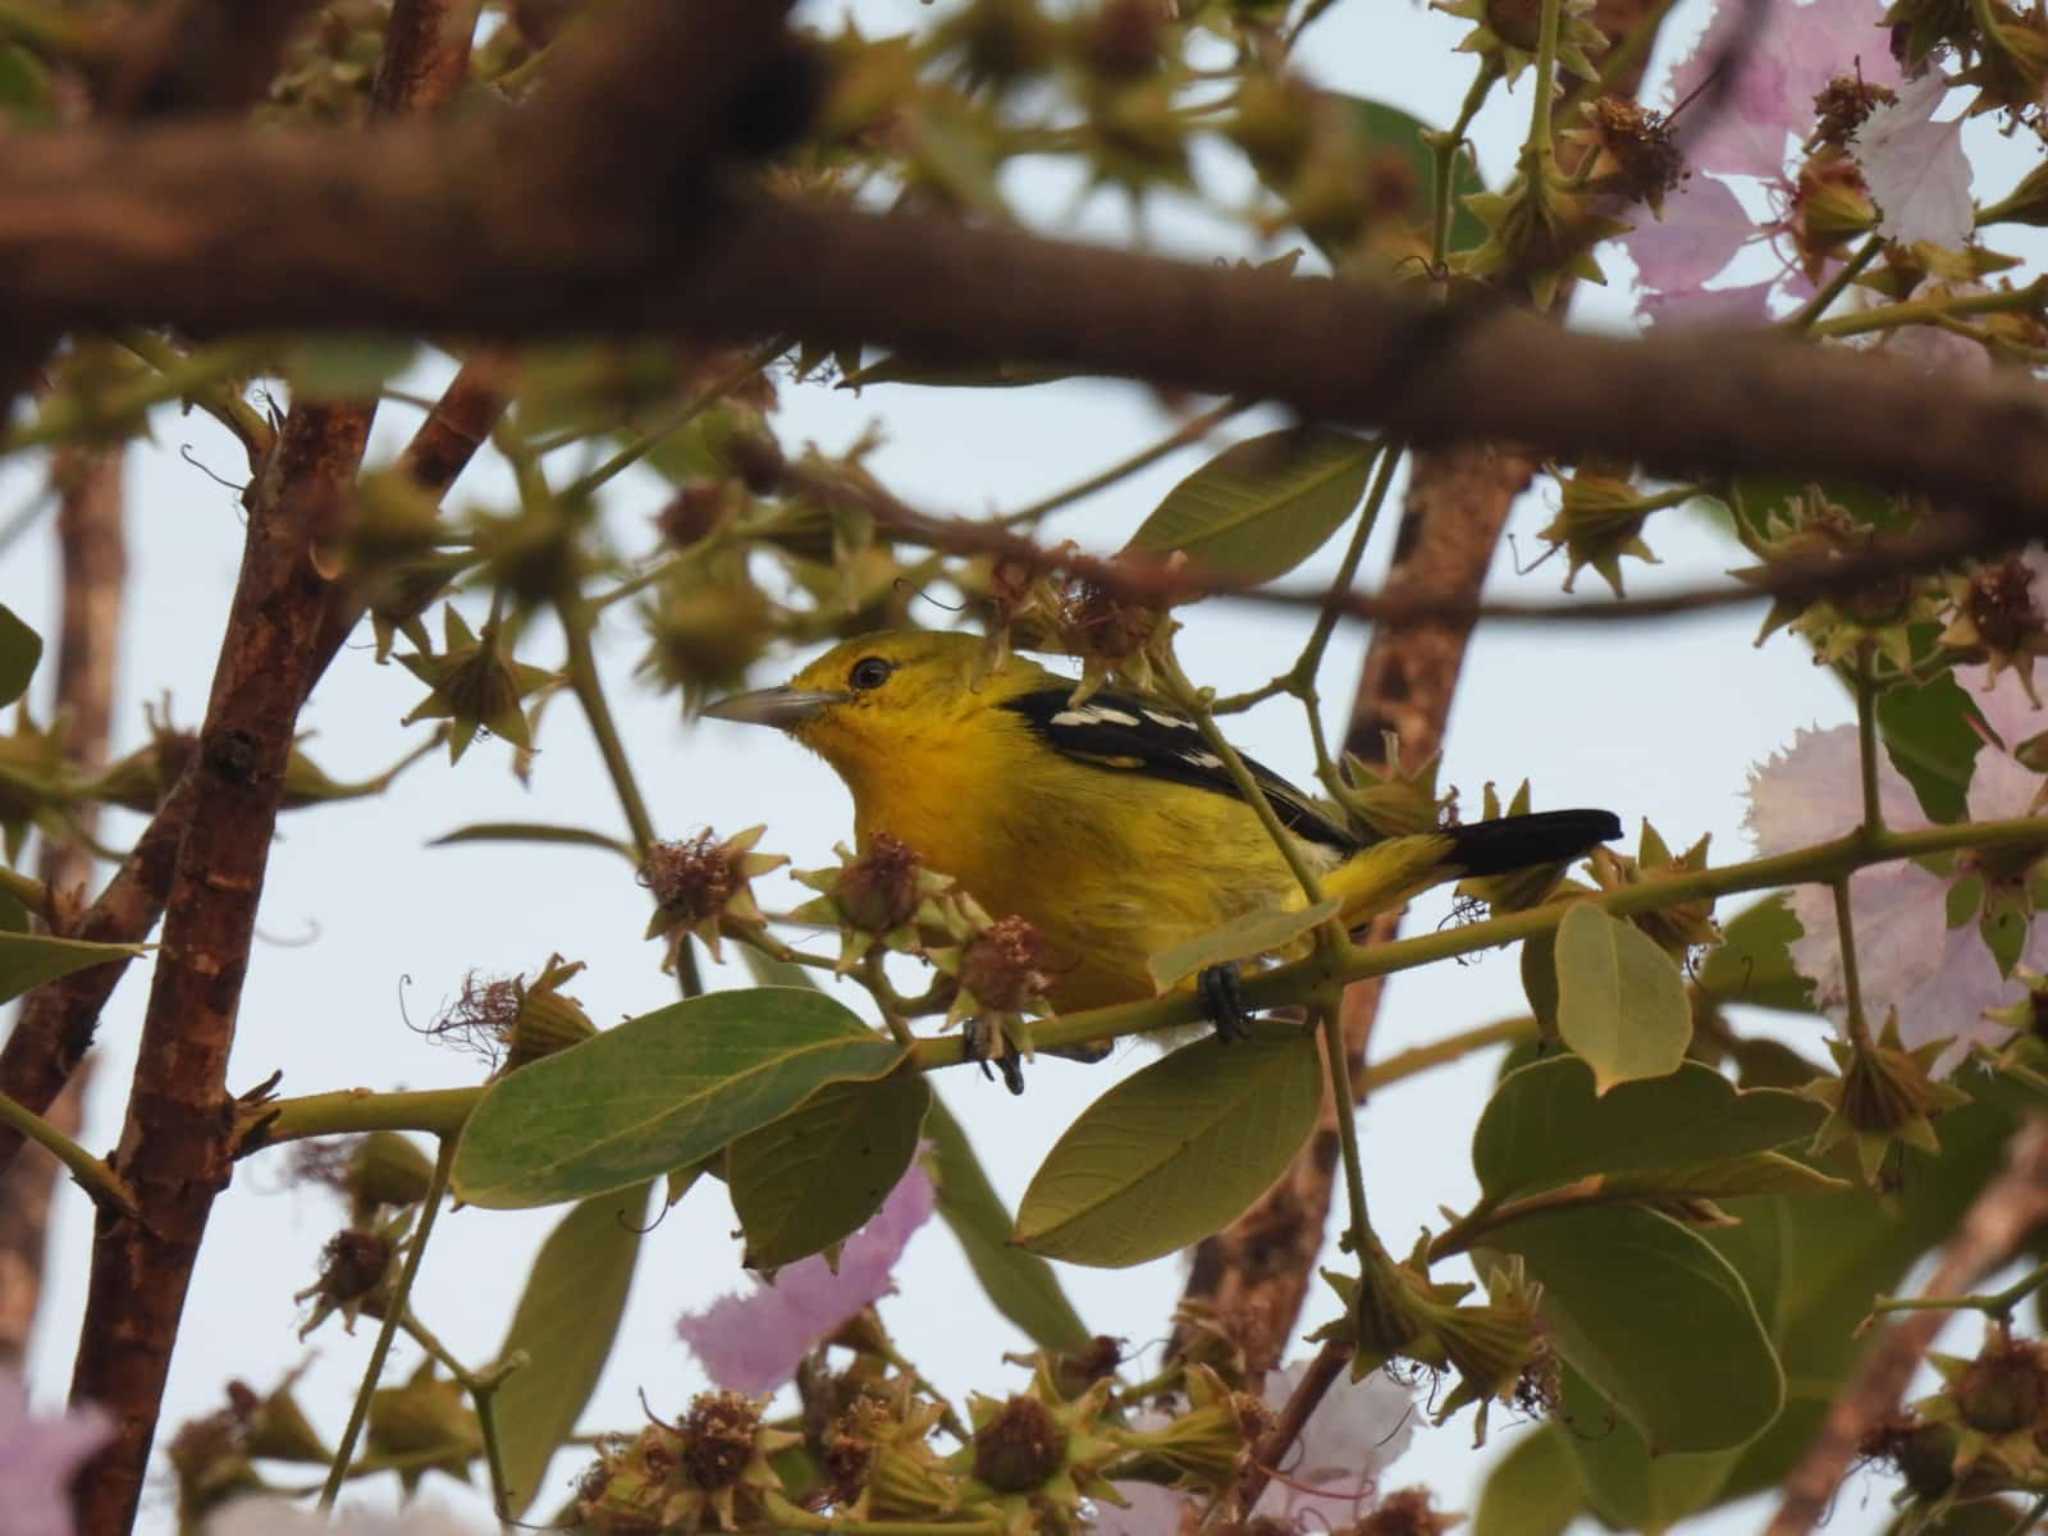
[[398, 605, 558, 764], [167, 1371, 332, 1525], [578, 1392, 800, 1532], [793, 834, 961, 973], [815, 1375, 960, 1520], [643, 826, 790, 964], [1583, 821, 1719, 961], [1787, 148, 1879, 283], [955, 1369, 1123, 1525], [1334, 733, 1455, 841], [426, 954, 598, 1074], [935, 912, 1057, 1089], [1535, 461, 1666, 597], [1453, 782, 1587, 914], [1805, 1013, 1971, 1188], [1321, 1248, 1553, 1446], [1461, 152, 1630, 309], [367, 1361, 486, 1494], [1737, 487, 1945, 674], [1940, 557, 2048, 705], [464, 494, 594, 614], [637, 568, 781, 715], [1228, 76, 1427, 264], [293, 1217, 403, 1338], [1103, 1363, 1269, 1496], [1956, 3, 2048, 121], [1433, 0, 1606, 85], [1865, 1328, 2048, 1516]]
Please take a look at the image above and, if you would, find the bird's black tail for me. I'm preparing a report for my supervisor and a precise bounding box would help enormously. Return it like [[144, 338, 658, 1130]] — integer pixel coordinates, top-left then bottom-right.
[[1443, 808, 1622, 875]]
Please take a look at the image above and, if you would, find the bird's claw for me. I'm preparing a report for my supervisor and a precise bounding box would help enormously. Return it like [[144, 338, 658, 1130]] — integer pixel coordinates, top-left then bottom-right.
[[1197, 962, 1252, 1043], [964, 1016, 1028, 1095]]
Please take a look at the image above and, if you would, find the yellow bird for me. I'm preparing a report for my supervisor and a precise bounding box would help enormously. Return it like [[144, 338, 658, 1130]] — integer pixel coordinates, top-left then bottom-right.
[[707, 631, 1616, 1066]]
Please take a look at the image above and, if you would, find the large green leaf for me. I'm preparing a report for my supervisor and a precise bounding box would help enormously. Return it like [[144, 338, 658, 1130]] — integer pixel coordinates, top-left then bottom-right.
[[1342, 98, 1489, 252], [493, 1183, 649, 1516], [1695, 893, 1818, 1015], [1491, 1204, 1784, 1452], [1147, 899, 1337, 992], [1473, 1057, 1821, 1204], [0, 930, 147, 1005], [1877, 669, 1985, 825], [925, 1096, 1090, 1352], [728, 1069, 931, 1268], [1014, 1026, 1321, 1267], [1553, 903, 1690, 1092], [0, 604, 41, 709], [1473, 1425, 1583, 1536], [1555, 1361, 1743, 1532], [1124, 428, 1375, 585], [451, 988, 905, 1209]]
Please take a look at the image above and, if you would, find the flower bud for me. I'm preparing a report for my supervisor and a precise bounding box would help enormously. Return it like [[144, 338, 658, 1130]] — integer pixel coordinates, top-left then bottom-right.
[[368, 1363, 484, 1492], [1810, 74, 1897, 149], [1952, 1334, 2048, 1435], [1807, 1013, 1970, 1186], [638, 574, 778, 713], [399, 605, 558, 764], [294, 1225, 395, 1339], [1789, 148, 1877, 282], [1228, 74, 1317, 183], [1536, 462, 1662, 597], [1584, 822, 1717, 959], [1941, 557, 2048, 703], [972, 1395, 1068, 1492], [167, 1406, 268, 1524], [1079, 0, 1168, 80], [939, 0, 1058, 90], [1359, 1487, 1463, 1536], [957, 916, 1051, 1014], [346, 1130, 436, 1216], [1561, 97, 1684, 212], [643, 826, 789, 962], [656, 481, 742, 551]]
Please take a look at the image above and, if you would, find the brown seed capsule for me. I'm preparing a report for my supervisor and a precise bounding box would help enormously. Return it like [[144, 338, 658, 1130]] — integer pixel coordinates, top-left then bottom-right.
[[959, 916, 1052, 1013], [973, 1394, 1068, 1492], [685, 1392, 763, 1490]]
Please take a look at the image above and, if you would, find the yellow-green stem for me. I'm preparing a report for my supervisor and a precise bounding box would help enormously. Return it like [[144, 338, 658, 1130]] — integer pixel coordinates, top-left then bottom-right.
[[321, 1135, 457, 1510], [1832, 879, 1874, 1050], [1434, 63, 1502, 266], [0, 1089, 135, 1215]]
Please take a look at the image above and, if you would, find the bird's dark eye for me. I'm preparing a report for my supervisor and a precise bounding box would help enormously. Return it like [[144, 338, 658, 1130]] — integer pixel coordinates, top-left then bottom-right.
[[849, 656, 894, 691]]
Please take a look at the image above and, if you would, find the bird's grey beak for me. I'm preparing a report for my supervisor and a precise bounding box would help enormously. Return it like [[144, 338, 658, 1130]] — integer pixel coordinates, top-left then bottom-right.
[[701, 687, 848, 729]]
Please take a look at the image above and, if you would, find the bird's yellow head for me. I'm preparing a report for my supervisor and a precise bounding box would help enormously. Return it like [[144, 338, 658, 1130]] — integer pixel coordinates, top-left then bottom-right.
[[703, 630, 1050, 783]]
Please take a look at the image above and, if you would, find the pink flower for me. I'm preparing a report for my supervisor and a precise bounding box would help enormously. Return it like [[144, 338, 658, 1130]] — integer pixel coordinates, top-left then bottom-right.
[[1851, 71, 1973, 248], [676, 1165, 936, 1393], [1746, 651, 2048, 1059], [0, 1371, 112, 1536], [1252, 1362, 1416, 1523], [1667, 0, 1899, 180]]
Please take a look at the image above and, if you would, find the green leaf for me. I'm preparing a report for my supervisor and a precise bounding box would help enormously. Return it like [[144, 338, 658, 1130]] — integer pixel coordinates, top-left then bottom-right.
[[0, 888, 27, 934], [451, 988, 905, 1209], [1473, 1425, 1583, 1536], [430, 822, 636, 860], [925, 1096, 1091, 1352], [493, 1182, 649, 1516], [0, 46, 52, 128], [1124, 428, 1375, 585], [1490, 1204, 1784, 1452], [1280, 97, 1488, 255], [1877, 670, 1985, 825], [0, 931, 147, 1005], [1471, 1057, 1822, 1204], [728, 1069, 931, 1268], [287, 337, 419, 399], [1554, 1360, 1742, 1532], [665, 1158, 712, 1212], [1146, 899, 1338, 991], [1553, 903, 1690, 1092], [1601, 1150, 1849, 1203], [1694, 894, 1818, 1015], [0, 604, 41, 709], [1014, 1025, 1321, 1267]]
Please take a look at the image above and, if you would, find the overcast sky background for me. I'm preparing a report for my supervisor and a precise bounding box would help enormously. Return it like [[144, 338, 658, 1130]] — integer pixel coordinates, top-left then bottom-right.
[[6, 1, 2043, 1530]]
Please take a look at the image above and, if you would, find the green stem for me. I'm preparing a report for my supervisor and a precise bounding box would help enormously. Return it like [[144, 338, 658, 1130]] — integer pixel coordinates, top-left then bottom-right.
[[1870, 1257, 2048, 1322], [560, 598, 703, 997], [761, 1490, 1004, 1536], [0, 862, 46, 914], [1855, 643, 1884, 838], [1294, 440, 1399, 793], [1807, 277, 2048, 340], [398, 1309, 526, 1524], [1781, 235, 1884, 333], [3, 339, 273, 456], [112, 329, 275, 461], [1433, 63, 1501, 266], [1156, 651, 1326, 904], [1527, 0, 1564, 176], [242, 810, 2048, 1153], [560, 340, 785, 505], [1360, 1016, 1535, 1094], [1318, 995, 1374, 1252], [1001, 398, 1251, 526], [1833, 879, 1874, 1050], [321, 1136, 457, 1511], [0, 1089, 136, 1215]]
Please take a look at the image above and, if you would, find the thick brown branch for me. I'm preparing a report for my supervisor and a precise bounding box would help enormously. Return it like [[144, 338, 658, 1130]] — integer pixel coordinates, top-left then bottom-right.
[[1768, 1118, 2048, 1536]]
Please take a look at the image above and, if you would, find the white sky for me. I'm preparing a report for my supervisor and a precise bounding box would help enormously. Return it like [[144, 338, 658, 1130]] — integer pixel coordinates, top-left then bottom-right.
[[5, 1, 2042, 1531]]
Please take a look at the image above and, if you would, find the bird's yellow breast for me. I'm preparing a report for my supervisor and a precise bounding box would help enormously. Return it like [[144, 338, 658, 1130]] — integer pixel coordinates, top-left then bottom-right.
[[831, 708, 1314, 1012]]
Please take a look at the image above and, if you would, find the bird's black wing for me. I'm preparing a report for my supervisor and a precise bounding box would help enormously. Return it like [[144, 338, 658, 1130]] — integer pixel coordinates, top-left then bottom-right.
[[999, 689, 1359, 853]]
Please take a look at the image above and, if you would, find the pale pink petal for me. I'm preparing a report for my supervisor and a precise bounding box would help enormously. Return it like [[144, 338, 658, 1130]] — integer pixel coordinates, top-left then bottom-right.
[[1640, 279, 1780, 329], [208, 1501, 482, 1535], [1778, 0, 1900, 92], [1852, 71, 1973, 248], [676, 1166, 936, 1393], [1093, 1481, 1191, 1536], [0, 1372, 112, 1536], [1963, 663, 2048, 775], [1746, 724, 1927, 854], [1882, 316, 1992, 377], [1252, 1363, 1415, 1523], [1624, 175, 1759, 301]]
